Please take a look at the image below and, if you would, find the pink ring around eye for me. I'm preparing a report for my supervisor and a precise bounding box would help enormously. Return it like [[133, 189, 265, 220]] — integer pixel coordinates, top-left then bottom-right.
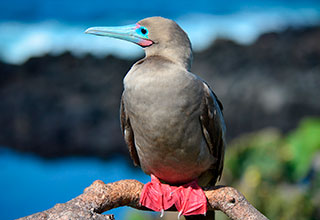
[[138, 39, 153, 47]]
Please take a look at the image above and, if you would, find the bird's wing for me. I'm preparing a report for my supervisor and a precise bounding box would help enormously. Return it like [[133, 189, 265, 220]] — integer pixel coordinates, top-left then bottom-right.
[[120, 93, 140, 166], [199, 82, 226, 184]]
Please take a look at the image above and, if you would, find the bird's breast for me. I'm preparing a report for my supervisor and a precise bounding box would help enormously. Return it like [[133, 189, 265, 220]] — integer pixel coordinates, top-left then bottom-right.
[[123, 67, 213, 184]]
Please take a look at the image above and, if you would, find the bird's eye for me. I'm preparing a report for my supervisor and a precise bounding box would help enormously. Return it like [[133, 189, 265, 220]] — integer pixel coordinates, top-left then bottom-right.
[[141, 28, 147, 35]]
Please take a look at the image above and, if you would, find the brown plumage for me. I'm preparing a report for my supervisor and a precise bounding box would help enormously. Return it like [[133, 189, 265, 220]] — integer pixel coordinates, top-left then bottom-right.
[[87, 16, 226, 219]]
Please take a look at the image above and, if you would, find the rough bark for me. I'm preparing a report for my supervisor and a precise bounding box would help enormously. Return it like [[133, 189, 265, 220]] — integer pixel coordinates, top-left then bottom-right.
[[18, 179, 269, 220]]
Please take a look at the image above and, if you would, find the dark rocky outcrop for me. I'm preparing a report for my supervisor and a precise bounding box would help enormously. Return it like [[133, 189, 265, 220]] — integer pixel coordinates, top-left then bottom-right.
[[193, 26, 320, 139], [0, 26, 319, 158]]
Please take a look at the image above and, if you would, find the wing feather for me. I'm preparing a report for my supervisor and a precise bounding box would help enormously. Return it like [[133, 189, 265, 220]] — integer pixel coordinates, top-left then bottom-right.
[[199, 82, 226, 184], [120, 93, 140, 166]]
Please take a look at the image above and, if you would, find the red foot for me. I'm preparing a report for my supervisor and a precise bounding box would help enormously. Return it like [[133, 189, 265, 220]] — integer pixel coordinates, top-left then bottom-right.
[[139, 174, 176, 212], [139, 174, 207, 216], [174, 180, 207, 216]]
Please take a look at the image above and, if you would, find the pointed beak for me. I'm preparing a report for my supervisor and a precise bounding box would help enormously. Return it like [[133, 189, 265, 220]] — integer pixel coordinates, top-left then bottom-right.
[[85, 24, 153, 47]]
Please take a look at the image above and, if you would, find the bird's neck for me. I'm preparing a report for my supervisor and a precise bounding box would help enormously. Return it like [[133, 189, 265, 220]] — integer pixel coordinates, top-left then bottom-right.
[[144, 46, 193, 71]]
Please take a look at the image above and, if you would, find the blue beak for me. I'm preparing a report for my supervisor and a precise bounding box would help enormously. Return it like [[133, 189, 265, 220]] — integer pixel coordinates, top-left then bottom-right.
[[85, 24, 153, 47]]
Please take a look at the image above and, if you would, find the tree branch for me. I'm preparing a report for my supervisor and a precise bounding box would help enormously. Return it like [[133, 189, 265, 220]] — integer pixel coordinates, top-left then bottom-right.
[[18, 179, 269, 220]]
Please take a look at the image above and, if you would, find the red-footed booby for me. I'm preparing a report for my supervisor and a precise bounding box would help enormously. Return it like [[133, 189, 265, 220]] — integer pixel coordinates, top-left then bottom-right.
[[85, 17, 226, 219]]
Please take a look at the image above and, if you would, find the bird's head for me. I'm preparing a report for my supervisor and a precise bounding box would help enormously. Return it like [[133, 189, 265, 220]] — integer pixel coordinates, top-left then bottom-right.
[[85, 17, 193, 70]]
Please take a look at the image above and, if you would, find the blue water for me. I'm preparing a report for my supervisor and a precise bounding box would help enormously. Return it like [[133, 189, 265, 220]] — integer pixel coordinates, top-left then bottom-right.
[[0, 0, 319, 23], [0, 147, 150, 220], [0, 0, 319, 64]]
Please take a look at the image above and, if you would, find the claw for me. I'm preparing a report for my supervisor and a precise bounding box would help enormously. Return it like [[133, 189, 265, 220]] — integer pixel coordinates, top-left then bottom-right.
[[160, 209, 164, 218]]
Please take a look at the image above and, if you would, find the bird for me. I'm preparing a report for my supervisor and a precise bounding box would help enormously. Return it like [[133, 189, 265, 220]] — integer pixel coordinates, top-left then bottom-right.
[[85, 16, 226, 219]]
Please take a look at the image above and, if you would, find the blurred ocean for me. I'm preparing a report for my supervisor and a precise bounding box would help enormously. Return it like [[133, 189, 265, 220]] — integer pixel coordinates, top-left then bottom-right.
[[0, 1, 320, 219], [0, 147, 150, 220], [0, 0, 319, 64]]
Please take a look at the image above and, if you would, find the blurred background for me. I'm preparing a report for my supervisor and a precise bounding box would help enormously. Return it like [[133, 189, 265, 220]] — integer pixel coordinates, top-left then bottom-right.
[[0, 0, 320, 219]]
